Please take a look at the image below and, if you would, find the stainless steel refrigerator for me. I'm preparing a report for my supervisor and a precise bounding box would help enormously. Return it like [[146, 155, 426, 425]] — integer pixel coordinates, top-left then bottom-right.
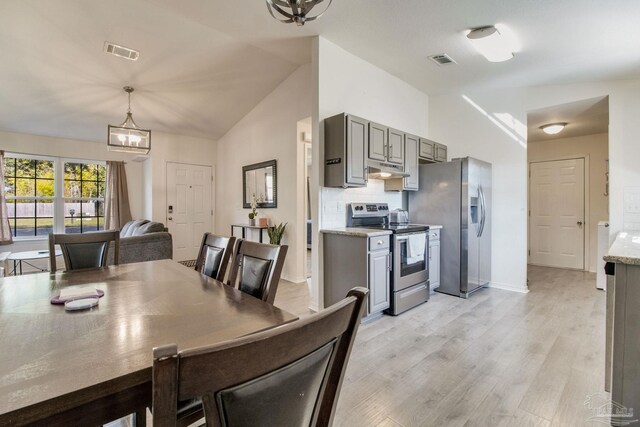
[[409, 157, 491, 298]]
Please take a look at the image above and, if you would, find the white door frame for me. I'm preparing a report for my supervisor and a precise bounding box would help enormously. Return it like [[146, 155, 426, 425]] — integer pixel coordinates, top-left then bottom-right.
[[528, 154, 590, 271]]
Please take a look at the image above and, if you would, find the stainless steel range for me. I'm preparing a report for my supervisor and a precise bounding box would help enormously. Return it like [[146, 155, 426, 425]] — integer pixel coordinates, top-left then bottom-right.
[[347, 203, 430, 315]]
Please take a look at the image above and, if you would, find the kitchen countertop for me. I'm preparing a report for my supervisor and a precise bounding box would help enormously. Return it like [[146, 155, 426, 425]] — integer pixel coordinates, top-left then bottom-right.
[[426, 225, 443, 230], [320, 228, 393, 237], [604, 231, 640, 265]]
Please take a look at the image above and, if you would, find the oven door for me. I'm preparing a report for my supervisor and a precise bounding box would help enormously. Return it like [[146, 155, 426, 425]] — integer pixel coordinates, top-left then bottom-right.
[[393, 232, 429, 291]]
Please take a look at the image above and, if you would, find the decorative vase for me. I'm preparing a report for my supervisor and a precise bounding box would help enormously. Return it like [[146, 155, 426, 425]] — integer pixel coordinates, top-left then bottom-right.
[[249, 218, 256, 226]]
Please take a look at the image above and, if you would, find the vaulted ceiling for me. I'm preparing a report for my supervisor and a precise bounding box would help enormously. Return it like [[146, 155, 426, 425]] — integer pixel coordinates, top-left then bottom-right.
[[1, 0, 638, 143]]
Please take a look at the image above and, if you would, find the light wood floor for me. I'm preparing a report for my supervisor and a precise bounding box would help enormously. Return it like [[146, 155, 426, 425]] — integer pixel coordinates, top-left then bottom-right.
[[275, 265, 607, 426], [114, 265, 606, 426]]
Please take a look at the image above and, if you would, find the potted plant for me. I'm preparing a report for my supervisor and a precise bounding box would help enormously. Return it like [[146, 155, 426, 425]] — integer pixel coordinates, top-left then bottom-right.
[[248, 194, 259, 226], [267, 222, 287, 245]]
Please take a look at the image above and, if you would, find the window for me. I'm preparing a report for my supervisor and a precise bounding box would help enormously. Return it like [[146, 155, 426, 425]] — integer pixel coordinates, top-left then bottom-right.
[[3, 154, 106, 238], [64, 162, 105, 234]]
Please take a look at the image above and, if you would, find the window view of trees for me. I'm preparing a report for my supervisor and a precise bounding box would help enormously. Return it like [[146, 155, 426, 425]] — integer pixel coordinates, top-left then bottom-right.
[[3, 156, 105, 237], [63, 162, 105, 234], [4, 158, 55, 237]]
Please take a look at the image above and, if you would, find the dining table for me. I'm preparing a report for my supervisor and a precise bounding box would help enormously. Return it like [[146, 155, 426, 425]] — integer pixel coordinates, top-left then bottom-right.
[[0, 259, 298, 426]]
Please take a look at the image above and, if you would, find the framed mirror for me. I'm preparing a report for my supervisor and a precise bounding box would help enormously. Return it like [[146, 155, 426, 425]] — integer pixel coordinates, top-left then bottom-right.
[[243, 160, 277, 208]]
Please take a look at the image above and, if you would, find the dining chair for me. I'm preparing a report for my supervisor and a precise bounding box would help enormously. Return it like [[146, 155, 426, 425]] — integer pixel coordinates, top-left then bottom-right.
[[194, 233, 236, 282], [152, 287, 368, 427], [227, 240, 288, 304], [49, 230, 120, 272]]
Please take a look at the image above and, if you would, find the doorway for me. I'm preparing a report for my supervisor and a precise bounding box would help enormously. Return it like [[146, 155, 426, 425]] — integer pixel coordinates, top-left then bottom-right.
[[166, 162, 213, 261], [527, 96, 609, 272], [529, 158, 586, 269], [297, 118, 312, 282]]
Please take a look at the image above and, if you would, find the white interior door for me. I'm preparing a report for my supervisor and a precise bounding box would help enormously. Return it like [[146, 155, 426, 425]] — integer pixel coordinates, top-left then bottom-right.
[[529, 158, 585, 269], [166, 162, 212, 261]]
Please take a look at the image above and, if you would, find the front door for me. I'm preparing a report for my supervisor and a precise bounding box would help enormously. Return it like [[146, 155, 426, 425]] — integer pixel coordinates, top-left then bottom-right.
[[529, 158, 585, 269], [166, 162, 213, 262]]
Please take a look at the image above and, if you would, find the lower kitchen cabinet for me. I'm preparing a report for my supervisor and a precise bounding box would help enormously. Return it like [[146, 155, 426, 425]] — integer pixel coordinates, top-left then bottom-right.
[[322, 231, 391, 319], [428, 228, 440, 292]]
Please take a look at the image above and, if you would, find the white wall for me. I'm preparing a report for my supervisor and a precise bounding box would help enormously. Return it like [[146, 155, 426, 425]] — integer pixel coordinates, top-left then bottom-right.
[[145, 132, 217, 225], [429, 79, 640, 292], [528, 133, 609, 272], [215, 64, 312, 284], [312, 37, 430, 309]]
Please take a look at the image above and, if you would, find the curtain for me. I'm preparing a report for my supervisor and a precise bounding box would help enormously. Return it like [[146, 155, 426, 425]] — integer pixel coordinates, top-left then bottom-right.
[[0, 151, 12, 244], [104, 161, 132, 230]]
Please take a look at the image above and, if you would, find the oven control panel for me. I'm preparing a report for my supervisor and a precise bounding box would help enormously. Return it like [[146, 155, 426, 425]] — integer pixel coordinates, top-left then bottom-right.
[[348, 203, 389, 217]]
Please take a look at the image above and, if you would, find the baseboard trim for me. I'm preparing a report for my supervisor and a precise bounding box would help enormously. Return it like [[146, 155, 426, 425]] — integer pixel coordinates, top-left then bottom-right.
[[281, 274, 307, 284], [488, 281, 529, 294]]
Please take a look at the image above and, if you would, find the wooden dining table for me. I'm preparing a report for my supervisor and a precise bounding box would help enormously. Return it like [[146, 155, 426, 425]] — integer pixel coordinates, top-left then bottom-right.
[[0, 259, 298, 426]]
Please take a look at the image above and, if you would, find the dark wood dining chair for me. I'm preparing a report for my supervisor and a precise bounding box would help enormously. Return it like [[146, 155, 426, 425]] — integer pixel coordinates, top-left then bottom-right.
[[194, 233, 236, 282], [152, 287, 368, 427], [48, 230, 120, 272], [227, 240, 288, 304]]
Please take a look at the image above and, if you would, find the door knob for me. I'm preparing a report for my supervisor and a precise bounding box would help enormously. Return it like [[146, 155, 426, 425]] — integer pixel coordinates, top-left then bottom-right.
[[577, 221, 583, 226], [168, 217, 173, 221]]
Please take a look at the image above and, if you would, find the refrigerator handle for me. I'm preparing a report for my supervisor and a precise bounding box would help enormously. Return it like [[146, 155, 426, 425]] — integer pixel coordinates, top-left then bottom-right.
[[479, 186, 486, 237]]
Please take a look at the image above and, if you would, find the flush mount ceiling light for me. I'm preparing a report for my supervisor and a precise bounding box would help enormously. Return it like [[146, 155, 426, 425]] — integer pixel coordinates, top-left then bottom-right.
[[540, 122, 568, 135], [266, 0, 332, 26], [107, 86, 151, 154], [466, 25, 515, 62]]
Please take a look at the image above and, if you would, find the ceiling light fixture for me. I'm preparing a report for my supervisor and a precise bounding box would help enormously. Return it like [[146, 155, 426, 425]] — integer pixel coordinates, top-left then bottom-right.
[[266, 0, 332, 26], [466, 25, 515, 62], [107, 86, 151, 154], [540, 122, 568, 135]]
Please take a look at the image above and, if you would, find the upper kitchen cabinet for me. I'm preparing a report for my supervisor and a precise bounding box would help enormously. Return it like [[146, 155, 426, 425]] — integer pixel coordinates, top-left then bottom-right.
[[387, 128, 405, 165], [368, 122, 387, 162], [324, 113, 368, 188], [435, 143, 448, 162], [385, 133, 419, 191], [419, 138, 448, 163], [419, 138, 435, 161], [367, 122, 404, 166]]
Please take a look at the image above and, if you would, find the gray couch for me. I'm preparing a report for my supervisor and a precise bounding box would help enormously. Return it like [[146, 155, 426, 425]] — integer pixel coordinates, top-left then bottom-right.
[[108, 219, 173, 264]]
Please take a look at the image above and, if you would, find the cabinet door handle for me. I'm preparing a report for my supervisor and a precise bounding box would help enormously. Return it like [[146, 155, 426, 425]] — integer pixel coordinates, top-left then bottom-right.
[[377, 240, 384, 246], [387, 253, 392, 271]]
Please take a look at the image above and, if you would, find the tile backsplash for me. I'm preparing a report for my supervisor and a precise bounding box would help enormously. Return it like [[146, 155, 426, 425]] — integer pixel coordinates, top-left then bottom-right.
[[320, 179, 403, 228]]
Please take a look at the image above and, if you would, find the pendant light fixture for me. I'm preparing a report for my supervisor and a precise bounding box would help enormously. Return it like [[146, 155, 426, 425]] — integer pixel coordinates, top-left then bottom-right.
[[107, 86, 151, 154], [266, 0, 332, 26]]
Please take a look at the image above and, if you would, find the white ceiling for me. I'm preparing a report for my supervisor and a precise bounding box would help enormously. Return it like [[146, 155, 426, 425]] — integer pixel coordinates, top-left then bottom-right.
[[527, 96, 609, 143], [1, 0, 639, 143]]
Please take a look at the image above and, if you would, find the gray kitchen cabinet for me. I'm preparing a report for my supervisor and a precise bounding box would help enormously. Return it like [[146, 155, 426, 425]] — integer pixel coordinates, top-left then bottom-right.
[[428, 229, 441, 292], [369, 250, 391, 313], [368, 122, 387, 162], [419, 138, 448, 163], [324, 113, 368, 188], [387, 127, 405, 165], [435, 143, 448, 162], [322, 231, 390, 319], [419, 138, 435, 161], [385, 133, 419, 191]]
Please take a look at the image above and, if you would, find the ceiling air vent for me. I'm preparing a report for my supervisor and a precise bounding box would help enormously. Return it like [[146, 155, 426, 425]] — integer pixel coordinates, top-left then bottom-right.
[[104, 41, 139, 61], [428, 53, 456, 66]]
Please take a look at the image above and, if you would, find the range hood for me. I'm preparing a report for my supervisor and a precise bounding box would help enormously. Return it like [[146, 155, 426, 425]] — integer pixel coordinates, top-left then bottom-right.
[[367, 159, 409, 180]]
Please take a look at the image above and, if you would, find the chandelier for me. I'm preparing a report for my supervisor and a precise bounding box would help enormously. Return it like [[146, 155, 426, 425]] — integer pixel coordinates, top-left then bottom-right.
[[107, 86, 151, 154], [266, 0, 332, 26]]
